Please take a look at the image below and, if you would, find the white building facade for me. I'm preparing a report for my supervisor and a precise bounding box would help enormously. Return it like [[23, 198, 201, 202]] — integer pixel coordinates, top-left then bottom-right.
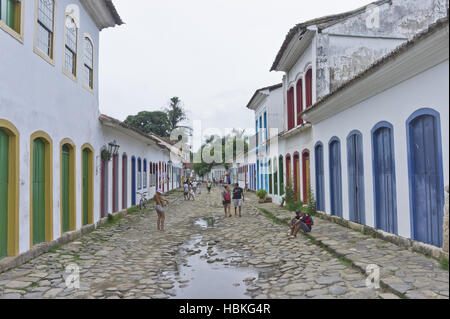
[[0, 1, 184, 261], [244, 0, 449, 248]]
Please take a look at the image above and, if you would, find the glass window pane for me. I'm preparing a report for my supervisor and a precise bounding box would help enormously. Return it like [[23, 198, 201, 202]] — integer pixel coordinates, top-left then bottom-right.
[[64, 47, 75, 75], [84, 38, 93, 68], [38, 0, 53, 31], [37, 23, 52, 56], [65, 18, 77, 52]]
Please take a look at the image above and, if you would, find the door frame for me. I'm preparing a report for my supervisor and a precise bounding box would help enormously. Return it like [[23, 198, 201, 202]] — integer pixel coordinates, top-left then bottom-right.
[[60, 138, 76, 234], [406, 108, 445, 245], [30, 131, 53, 247], [81, 144, 94, 226], [346, 130, 366, 225], [328, 136, 343, 217], [371, 121, 398, 234], [0, 119, 19, 257], [314, 141, 325, 212]]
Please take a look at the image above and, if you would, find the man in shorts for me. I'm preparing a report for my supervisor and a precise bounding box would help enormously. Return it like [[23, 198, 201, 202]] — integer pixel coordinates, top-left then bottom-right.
[[232, 183, 244, 217], [153, 190, 169, 231]]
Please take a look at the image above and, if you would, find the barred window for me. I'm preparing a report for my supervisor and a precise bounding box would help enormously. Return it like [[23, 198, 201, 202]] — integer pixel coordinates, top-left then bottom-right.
[[64, 16, 77, 76], [36, 0, 54, 57], [84, 37, 94, 89]]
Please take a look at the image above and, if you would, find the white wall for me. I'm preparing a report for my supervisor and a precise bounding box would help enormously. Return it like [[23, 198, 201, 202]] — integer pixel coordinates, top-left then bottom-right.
[[310, 60, 449, 239], [0, 0, 103, 254]]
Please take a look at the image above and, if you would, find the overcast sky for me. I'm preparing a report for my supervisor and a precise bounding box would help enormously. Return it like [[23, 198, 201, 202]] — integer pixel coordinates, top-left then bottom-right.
[[99, 0, 373, 135]]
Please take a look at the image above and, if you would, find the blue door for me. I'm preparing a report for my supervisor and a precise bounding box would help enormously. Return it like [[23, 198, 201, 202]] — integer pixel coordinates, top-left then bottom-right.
[[256, 160, 260, 190], [131, 157, 136, 206], [407, 109, 444, 247], [347, 131, 366, 225], [372, 122, 397, 234], [329, 138, 343, 217], [315, 142, 325, 212]]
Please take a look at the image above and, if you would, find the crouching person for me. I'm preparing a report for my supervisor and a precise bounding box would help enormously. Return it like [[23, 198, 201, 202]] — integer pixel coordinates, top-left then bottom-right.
[[289, 209, 313, 239]]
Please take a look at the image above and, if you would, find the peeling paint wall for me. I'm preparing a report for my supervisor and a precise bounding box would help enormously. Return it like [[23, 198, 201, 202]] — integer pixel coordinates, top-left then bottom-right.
[[316, 0, 449, 99]]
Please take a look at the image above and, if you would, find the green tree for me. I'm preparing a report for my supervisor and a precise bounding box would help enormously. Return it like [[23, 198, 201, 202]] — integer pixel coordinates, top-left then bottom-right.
[[124, 111, 171, 137]]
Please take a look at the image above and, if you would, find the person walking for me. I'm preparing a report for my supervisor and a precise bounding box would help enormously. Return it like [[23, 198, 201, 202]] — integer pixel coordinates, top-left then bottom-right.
[[207, 180, 212, 194], [188, 184, 196, 201], [183, 182, 189, 200], [222, 185, 231, 217], [153, 190, 169, 231], [232, 183, 244, 217]]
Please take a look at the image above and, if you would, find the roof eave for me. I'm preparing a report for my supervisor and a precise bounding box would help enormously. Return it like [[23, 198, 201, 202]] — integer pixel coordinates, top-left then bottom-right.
[[80, 0, 124, 31]]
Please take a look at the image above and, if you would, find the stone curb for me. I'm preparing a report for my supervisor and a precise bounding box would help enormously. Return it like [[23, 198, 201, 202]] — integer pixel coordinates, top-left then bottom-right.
[[0, 209, 129, 275], [254, 204, 446, 299], [312, 210, 448, 262]]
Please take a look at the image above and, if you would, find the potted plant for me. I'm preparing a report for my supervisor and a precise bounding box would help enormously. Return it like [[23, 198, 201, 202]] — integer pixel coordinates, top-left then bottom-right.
[[257, 189, 267, 203]]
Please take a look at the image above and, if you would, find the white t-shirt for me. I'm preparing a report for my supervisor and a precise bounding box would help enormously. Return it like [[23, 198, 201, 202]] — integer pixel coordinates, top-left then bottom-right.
[[184, 184, 189, 192]]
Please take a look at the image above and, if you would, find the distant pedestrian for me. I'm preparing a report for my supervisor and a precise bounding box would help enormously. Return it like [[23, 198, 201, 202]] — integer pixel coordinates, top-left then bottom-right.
[[197, 181, 202, 194], [207, 180, 212, 194], [222, 185, 231, 217], [183, 182, 189, 200], [153, 190, 169, 231], [232, 183, 244, 217], [188, 185, 196, 201]]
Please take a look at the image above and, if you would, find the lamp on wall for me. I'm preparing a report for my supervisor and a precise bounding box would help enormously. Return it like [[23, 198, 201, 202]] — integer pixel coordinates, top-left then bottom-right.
[[108, 140, 120, 156]]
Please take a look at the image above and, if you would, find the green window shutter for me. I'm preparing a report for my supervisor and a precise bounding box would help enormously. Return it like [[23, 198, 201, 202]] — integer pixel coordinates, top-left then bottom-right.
[[33, 139, 46, 245], [62, 146, 70, 233], [0, 129, 9, 258]]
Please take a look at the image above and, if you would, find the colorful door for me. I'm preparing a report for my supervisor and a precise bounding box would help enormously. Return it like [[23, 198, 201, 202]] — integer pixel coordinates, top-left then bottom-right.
[[286, 155, 291, 188], [315, 143, 325, 212], [82, 149, 90, 225], [293, 154, 300, 201], [131, 157, 136, 205], [0, 129, 8, 258], [273, 158, 278, 196], [279, 156, 284, 196], [122, 155, 128, 210], [407, 111, 444, 247], [329, 138, 343, 217], [372, 123, 397, 234], [256, 160, 260, 190], [33, 139, 46, 245], [61, 145, 70, 233], [100, 159, 109, 218], [302, 150, 311, 204], [112, 155, 118, 213], [347, 132, 365, 225]]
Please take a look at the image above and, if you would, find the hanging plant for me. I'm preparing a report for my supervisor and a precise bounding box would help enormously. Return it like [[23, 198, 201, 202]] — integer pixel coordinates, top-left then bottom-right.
[[101, 148, 112, 162]]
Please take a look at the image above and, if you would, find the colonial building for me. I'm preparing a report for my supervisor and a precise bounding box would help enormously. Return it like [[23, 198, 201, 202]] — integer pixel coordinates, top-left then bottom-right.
[[242, 0, 449, 248], [0, 0, 185, 261]]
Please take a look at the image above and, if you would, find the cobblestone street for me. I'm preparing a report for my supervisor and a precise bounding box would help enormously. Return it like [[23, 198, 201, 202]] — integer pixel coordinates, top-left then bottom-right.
[[0, 188, 447, 299]]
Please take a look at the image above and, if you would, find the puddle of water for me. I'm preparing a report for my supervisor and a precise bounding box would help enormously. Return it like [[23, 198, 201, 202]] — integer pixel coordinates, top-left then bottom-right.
[[194, 217, 218, 229], [169, 235, 260, 299]]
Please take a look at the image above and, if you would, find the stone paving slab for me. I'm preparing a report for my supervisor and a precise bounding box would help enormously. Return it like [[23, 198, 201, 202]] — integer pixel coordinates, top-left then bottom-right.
[[0, 188, 387, 299], [249, 196, 449, 299]]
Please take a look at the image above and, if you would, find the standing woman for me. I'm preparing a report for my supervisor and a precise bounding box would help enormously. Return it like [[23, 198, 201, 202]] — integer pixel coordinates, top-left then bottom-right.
[[222, 185, 232, 217], [153, 190, 169, 231]]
